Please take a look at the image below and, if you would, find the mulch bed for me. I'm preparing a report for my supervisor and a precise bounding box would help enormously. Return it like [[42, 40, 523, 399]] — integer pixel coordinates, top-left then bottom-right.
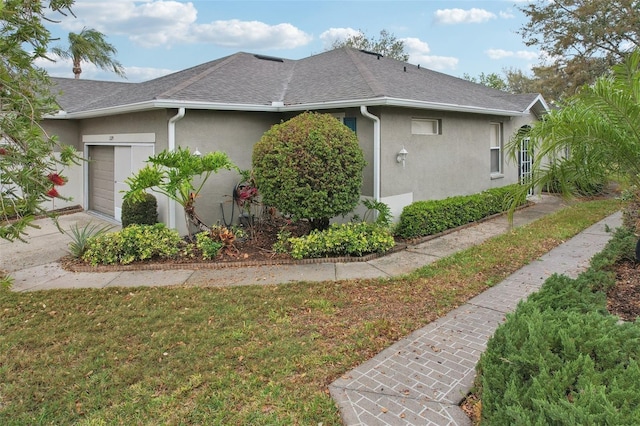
[[608, 260, 640, 321]]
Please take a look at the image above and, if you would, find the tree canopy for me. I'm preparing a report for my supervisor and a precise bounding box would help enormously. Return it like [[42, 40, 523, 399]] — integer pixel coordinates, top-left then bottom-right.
[[1, 0, 80, 242], [519, 0, 640, 100], [331, 29, 409, 61]]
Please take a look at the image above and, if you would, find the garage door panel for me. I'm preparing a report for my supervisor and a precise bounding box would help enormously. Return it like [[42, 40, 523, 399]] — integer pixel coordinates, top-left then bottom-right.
[[89, 146, 115, 217]]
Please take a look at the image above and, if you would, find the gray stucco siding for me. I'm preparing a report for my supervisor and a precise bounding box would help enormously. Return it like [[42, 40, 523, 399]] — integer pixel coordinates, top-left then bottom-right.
[[173, 110, 280, 233], [79, 110, 169, 149], [378, 108, 522, 202]]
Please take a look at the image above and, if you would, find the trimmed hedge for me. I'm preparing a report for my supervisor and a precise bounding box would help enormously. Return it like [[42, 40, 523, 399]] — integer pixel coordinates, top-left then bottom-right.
[[395, 184, 525, 239], [279, 222, 395, 260], [82, 224, 181, 265], [477, 228, 640, 424]]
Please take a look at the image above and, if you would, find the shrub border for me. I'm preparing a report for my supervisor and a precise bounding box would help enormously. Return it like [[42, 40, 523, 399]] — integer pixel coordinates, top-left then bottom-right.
[[65, 201, 532, 273]]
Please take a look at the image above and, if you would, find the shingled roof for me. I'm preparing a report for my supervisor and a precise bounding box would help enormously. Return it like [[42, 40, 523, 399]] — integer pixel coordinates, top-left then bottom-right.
[[50, 47, 546, 118]]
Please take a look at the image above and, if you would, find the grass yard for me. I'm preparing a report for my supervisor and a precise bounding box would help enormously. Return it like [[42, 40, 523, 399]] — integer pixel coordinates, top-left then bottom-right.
[[0, 199, 622, 425]]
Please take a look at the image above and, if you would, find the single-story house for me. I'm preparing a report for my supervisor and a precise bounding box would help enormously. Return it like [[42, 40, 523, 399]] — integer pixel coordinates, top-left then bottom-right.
[[44, 46, 549, 234]]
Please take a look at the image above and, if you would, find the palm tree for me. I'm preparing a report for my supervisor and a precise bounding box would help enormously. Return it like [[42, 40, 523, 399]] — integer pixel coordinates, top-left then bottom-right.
[[52, 27, 125, 79], [506, 49, 640, 206]]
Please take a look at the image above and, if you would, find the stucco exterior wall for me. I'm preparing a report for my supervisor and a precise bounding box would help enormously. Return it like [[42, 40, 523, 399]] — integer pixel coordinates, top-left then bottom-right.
[[79, 110, 169, 149], [378, 107, 524, 197], [370, 107, 534, 219], [41, 119, 81, 150], [57, 106, 539, 233], [172, 110, 281, 234]]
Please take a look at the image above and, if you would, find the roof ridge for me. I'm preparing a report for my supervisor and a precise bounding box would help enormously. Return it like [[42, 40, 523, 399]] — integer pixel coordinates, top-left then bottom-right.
[[157, 53, 241, 99], [343, 48, 386, 97], [278, 60, 297, 103]]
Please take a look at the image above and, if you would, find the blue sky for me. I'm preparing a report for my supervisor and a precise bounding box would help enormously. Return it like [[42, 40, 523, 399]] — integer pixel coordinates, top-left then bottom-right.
[[39, 0, 542, 83]]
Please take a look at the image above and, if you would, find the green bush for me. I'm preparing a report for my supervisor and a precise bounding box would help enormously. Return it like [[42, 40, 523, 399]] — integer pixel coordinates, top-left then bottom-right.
[[252, 112, 366, 230], [477, 228, 640, 424], [479, 308, 640, 425], [121, 192, 158, 228], [395, 184, 524, 239], [195, 231, 223, 260], [82, 224, 181, 265], [542, 155, 607, 197], [279, 222, 395, 259], [65, 222, 114, 258]]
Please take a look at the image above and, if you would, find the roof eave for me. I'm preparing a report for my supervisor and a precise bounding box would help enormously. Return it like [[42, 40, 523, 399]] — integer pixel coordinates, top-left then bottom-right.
[[45, 97, 525, 119], [282, 97, 525, 116], [524, 94, 551, 119], [47, 100, 281, 119]]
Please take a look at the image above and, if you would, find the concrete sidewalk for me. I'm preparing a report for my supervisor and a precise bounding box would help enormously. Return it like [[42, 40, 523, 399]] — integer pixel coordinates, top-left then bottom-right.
[[3, 195, 568, 292]]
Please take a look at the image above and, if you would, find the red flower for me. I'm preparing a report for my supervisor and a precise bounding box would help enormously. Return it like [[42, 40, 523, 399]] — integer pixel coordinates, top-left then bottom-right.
[[47, 173, 66, 186], [0, 147, 7, 156], [238, 186, 258, 201], [47, 187, 60, 198]]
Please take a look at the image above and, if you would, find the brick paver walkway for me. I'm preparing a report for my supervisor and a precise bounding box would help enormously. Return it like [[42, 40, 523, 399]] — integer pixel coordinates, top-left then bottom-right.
[[329, 211, 622, 425]]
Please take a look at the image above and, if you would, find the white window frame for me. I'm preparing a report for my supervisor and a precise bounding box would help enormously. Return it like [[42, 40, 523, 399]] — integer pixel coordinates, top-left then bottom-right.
[[411, 118, 441, 136], [490, 122, 503, 177]]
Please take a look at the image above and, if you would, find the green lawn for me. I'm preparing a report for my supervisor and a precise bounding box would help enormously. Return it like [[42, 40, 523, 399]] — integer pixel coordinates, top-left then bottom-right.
[[0, 199, 622, 425]]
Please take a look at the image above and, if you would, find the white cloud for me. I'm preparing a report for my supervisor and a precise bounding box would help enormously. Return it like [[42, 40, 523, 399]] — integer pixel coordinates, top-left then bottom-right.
[[319, 27, 361, 49], [55, 0, 311, 50], [122, 66, 175, 82], [401, 37, 459, 71], [499, 10, 515, 19], [191, 20, 312, 49], [35, 53, 172, 82], [486, 49, 539, 60], [434, 8, 496, 24]]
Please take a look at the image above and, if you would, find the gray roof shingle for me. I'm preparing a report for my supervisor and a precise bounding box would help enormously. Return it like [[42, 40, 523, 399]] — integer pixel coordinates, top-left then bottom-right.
[[51, 47, 545, 117]]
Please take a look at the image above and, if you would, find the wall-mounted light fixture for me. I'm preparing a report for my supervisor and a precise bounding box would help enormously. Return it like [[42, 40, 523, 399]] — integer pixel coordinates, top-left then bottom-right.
[[193, 147, 202, 157], [396, 147, 408, 168]]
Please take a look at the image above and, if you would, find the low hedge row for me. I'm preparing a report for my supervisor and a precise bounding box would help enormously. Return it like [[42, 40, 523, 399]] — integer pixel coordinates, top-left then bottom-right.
[[395, 184, 526, 239], [477, 228, 640, 424], [83, 224, 182, 265], [277, 222, 395, 259]]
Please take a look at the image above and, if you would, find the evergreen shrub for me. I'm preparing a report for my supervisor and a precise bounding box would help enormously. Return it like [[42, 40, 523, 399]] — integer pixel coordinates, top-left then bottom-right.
[[195, 232, 223, 260], [252, 112, 366, 230], [395, 184, 524, 239], [121, 192, 158, 228], [278, 222, 395, 259], [479, 308, 640, 425], [82, 224, 181, 265], [477, 228, 640, 424]]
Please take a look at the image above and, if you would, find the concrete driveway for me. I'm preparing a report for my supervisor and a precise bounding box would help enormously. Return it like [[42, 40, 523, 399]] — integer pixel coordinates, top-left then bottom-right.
[[1, 212, 118, 274]]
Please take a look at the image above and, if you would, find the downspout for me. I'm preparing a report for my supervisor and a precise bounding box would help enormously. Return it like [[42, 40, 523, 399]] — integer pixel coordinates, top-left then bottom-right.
[[360, 106, 381, 201], [167, 107, 185, 229]]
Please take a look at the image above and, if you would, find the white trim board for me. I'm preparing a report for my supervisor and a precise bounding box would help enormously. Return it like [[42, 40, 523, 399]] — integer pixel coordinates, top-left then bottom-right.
[[82, 133, 156, 143]]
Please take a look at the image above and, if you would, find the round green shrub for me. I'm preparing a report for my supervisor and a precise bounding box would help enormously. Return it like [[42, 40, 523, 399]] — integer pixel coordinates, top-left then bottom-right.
[[252, 112, 366, 230], [121, 192, 158, 228]]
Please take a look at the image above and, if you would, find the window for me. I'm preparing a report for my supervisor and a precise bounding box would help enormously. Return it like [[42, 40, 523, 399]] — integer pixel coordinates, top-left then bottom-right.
[[342, 117, 357, 132], [490, 122, 503, 175], [332, 113, 357, 133], [412, 118, 441, 135]]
